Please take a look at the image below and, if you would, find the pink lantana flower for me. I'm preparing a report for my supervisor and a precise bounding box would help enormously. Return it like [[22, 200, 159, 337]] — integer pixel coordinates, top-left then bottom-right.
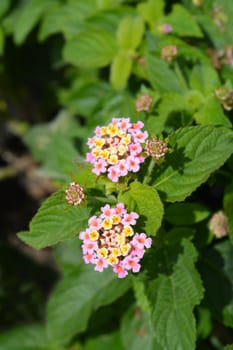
[[86, 118, 148, 182], [79, 203, 152, 278], [113, 263, 128, 278]]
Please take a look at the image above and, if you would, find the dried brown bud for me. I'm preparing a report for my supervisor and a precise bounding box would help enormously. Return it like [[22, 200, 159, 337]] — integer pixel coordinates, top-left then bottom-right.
[[215, 86, 233, 111], [209, 210, 229, 238]]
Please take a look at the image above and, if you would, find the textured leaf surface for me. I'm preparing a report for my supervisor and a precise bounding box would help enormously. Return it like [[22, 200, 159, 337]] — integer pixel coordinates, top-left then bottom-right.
[[18, 190, 91, 249], [119, 182, 164, 236], [190, 64, 220, 95], [85, 332, 124, 350], [121, 305, 163, 350], [167, 4, 203, 38], [152, 125, 233, 202], [148, 240, 203, 350], [199, 241, 233, 328], [146, 54, 183, 93], [47, 265, 131, 345], [194, 96, 231, 128], [132, 277, 151, 314], [63, 30, 117, 67], [0, 325, 56, 350]]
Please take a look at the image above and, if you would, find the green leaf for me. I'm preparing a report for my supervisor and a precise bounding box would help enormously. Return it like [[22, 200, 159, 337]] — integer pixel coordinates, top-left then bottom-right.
[[11, 0, 54, 45], [23, 110, 80, 180], [194, 96, 232, 128], [18, 190, 91, 249], [165, 203, 210, 226], [0, 0, 10, 18], [47, 265, 131, 345], [146, 54, 183, 93], [146, 93, 192, 134], [225, 345, 233, 350], [59, 79, 109, 118], [85, 332, 124, 350], [224, 182, 233, 243], [148, 240, 204, 350], [63, 29, 117, 68], [137, 0, 164, 30], [119, 182, 164, 236], [132, 277, 151, 314], [199, 240, 233, 328], [110, 50, 132, 90], [167, 4, 203, 38], [190, 64, 220, 96], [0, 26, 5, 55], [152, 125, 233, 202], [54, 238, 83, 275], [121, 305, 163, 350], [117, 15, 144, 50], [39, 0, 97, 41], [197, 14, 225, 50], [0, 324, 57, 350]]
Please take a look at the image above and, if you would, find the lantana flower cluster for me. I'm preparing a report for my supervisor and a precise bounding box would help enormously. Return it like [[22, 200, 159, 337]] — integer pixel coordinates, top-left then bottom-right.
[[86, 118, 148, 182], [79, 203, 152, 278]]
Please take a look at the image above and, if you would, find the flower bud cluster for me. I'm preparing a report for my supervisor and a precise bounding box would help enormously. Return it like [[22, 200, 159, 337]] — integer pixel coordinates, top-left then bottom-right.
[[161, 45, 178, 62], [65, 182, 85, 206], [79, 203, 152, 278], [146, 138, 168, 160], [86, 118, 148, 182], [136, 95, 153, 112]]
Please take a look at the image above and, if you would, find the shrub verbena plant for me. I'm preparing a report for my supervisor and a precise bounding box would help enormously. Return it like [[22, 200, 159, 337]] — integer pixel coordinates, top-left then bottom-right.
[[1, 0, 233, 349]]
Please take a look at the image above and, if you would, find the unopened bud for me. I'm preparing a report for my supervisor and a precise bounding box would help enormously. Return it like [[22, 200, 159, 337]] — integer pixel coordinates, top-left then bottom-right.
[[136, 95, 153, 112], [161, 45, 178, 62], [158, 23, 173, 34], [65, 182, 85, 206], [146, 138, 168, 160]]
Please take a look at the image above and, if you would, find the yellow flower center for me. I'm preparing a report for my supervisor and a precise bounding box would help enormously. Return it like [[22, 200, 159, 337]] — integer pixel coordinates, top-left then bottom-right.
[[102, 218, 113, 230], [89, 230, 99, 241], [121, 243, 131, 256], [98, 248, 108, 258], [122, 225, 134, 237]]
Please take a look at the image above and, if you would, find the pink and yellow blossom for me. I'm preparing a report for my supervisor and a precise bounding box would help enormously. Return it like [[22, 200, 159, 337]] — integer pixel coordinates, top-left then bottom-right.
[[86, 118, 148, 182], [79, 203, 152, 278]]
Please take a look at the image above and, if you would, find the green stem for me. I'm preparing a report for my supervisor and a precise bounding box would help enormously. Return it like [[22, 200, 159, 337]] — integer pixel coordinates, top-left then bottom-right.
[[173, 61, 189, 91], [143, 158, 156, 185]]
